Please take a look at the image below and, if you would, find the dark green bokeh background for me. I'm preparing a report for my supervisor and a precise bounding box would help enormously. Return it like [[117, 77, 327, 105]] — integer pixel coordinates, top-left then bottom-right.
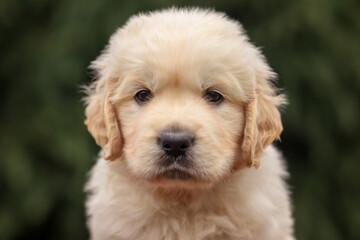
[[1, 0, 359, 239]]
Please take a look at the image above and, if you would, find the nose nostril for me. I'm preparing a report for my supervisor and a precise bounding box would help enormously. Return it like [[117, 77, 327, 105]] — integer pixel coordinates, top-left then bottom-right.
[[163, 143, 172, 150], [180, 144, 189, 150]]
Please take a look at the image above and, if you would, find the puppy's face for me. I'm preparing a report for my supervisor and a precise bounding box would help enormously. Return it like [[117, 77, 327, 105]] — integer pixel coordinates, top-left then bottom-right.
[[85, 9, 285, 189], [118, 60, 245, 188]]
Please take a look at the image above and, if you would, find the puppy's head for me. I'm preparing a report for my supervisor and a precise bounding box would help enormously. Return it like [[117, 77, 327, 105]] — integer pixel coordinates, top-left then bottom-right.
[[84, 9, 285, 189]]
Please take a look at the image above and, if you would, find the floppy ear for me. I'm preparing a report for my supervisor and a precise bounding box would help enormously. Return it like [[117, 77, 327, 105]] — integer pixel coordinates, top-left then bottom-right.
[[102, 93, 123, 160], [84, 58, 123, 161], [241, 57, 286, 168], [84, 81, 108, 148]]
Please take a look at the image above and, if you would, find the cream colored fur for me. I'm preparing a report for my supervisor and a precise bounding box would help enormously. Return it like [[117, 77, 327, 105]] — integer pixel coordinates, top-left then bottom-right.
[[84, 8, 294, 240]]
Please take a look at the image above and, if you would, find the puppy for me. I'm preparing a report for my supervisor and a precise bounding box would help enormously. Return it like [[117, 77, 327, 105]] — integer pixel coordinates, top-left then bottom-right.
[[84, 8, 294, 240]]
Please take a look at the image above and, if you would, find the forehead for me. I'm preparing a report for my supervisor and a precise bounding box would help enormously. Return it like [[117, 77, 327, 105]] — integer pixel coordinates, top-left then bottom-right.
[[114, 57, 253, 104]]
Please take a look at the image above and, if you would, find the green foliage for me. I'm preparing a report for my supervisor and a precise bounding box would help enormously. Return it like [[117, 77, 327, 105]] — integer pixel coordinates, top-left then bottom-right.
[[0, 0, 359, 239]]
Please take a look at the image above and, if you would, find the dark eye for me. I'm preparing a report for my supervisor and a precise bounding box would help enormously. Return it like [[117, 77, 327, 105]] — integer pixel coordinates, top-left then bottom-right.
[[204, 91, 224, 104], [135, 89, 153, 104]]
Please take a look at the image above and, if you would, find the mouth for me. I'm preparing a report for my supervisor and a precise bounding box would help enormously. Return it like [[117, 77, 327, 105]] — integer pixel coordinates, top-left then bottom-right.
[[147, 164, 213, 188], [161, 169, 192, 180]]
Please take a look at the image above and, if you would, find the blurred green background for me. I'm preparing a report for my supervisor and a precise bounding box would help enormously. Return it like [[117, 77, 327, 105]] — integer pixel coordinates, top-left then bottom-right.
[[1, 0, 359, 239]]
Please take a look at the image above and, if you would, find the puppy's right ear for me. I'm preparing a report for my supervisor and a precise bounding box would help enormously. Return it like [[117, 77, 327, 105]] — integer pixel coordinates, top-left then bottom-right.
[[84, 56, 123, 160], [84, 77, 107, 147]]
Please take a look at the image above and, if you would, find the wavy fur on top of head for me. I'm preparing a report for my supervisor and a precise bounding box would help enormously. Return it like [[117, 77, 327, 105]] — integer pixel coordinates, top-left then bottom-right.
[[84, 8, 293, 240]]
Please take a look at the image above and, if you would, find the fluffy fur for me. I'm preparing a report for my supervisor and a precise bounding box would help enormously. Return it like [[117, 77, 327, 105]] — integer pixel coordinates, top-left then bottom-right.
[[84, 8, 294, 240]]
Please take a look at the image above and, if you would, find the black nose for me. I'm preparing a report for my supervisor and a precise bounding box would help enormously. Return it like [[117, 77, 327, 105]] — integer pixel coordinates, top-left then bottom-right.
[[158, 129, 194, 157]]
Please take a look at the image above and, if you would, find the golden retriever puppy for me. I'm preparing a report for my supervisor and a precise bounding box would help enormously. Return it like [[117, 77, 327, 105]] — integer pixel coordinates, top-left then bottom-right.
[[84, 8, 294, 240]]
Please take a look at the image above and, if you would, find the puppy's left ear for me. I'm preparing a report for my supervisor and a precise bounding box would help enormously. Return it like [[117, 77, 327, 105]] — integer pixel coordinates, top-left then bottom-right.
[[241, 53, 286, 168]]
